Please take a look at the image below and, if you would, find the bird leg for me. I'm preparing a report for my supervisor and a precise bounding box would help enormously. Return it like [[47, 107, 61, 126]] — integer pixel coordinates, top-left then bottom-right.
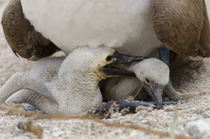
[[158, 47, 173, 86], [0, 72, 57, 104], [158, 47, 170, 65], [158, 47, 197, 103]]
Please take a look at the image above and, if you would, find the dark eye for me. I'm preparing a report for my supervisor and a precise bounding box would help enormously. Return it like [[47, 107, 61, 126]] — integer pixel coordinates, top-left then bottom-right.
[[144, 77, 151, 84], [106, 55, 113, 62]]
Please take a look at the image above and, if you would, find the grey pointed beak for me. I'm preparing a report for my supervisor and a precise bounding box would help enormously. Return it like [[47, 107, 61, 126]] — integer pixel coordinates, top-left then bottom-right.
[[112, 51, 146, 64], [142, 83, 164, 109], [102, 66, 136, 76], [102, 51, 146, 76]]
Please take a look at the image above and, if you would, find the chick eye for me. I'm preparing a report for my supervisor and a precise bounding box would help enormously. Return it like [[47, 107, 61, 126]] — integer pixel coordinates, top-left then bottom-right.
[[144, 77, 152, 85], [106, 55, 114, 62]]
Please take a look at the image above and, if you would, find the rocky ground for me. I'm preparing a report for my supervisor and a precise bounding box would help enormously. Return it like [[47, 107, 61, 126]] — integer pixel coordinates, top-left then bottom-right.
[[1, 0, 210, 139]]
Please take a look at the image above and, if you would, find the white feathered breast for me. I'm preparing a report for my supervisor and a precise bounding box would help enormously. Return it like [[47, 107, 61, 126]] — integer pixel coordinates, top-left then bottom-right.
[[21, 0, 161, 56]]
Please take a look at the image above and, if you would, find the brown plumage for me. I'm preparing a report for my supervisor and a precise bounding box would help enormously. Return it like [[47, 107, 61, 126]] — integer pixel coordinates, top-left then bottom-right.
[[1, 0, 60, 60], [152, 0, 210, 58]]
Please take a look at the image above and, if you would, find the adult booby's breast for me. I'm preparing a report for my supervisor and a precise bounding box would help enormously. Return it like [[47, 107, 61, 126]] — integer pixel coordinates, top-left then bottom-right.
[[21, 0, 161, 56]]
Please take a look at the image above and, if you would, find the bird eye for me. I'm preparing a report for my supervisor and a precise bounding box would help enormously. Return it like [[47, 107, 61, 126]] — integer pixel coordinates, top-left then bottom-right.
[[105, 55, 114, 62], [144, 77, 152, 85]]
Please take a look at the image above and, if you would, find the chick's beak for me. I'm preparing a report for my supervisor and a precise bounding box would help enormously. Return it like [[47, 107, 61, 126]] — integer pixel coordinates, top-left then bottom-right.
[[102, 51, 146, 76], [112, 51, 146, 64], [142, 83, 164, 109], [102, 66, 135, 76]]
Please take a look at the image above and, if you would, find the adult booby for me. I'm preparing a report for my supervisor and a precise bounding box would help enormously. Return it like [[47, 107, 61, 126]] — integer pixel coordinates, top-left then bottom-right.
[[2, 0, 210, 60], [0, 46, 146, 115]]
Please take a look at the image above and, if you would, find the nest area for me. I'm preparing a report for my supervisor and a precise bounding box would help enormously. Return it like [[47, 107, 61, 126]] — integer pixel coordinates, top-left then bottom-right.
[[1, 0, 210, 138]]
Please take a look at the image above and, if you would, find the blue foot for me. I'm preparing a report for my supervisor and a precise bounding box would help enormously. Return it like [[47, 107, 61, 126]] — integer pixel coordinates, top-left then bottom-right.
[[24, 105, 39, 111], [162, 100, 183, 105], [158, 47, 173, 87], [92, 100, 156, 116], [92, 100, 183, 117]]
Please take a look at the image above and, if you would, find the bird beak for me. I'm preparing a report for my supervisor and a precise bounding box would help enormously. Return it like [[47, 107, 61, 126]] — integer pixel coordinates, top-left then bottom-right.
[[102, 66, 135, 76], [102, 51, 147, 76], [142, 83, 164, 109], [112, 51, 146, 64]]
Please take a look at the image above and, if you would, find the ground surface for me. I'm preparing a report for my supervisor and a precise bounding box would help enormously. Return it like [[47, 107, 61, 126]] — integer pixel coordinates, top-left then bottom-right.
[[0, 0, 210, 139]]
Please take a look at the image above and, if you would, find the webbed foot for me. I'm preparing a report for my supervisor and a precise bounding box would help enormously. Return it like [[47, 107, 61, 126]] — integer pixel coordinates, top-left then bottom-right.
[[24, 105, 39, 111], [90, 99, 182, 118], [5, 102, 39, 111], [162, 100, 183, 105], [91, 100, 155, 118]]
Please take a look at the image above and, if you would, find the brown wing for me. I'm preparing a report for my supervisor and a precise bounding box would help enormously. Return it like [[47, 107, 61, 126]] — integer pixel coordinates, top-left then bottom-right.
[[1, 0, 60, 60], [151, 0, 210, 58]]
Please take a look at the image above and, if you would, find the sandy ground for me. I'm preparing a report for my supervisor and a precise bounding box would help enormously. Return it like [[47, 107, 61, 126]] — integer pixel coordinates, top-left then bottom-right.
[[1, 0, 210, 139]]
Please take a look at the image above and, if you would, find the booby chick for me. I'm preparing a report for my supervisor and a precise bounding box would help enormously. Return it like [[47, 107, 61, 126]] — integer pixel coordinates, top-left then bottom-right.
[[103, 58, 195, 108], [0, 46, 144, 115]]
